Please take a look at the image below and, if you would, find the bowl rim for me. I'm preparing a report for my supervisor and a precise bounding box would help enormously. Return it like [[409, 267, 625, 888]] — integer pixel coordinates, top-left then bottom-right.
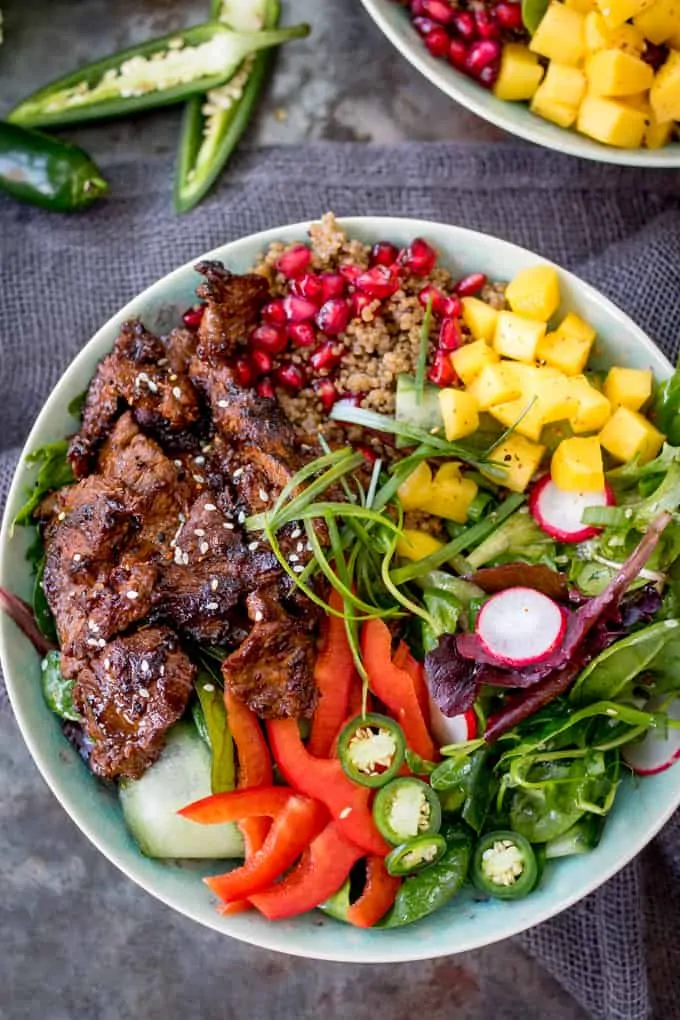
[[1, 214, 677, 961], [360, 0, 680, 169]]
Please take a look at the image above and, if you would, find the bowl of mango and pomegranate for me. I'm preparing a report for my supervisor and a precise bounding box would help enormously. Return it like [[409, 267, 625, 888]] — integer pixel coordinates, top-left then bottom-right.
[[2, 215, 680, 963], [361, 0, 680, 165]]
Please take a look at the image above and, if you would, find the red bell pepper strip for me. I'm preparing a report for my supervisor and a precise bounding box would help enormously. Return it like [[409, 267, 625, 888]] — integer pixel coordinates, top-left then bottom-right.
[[203, 794, 328, 902], [361, 619, 437, 762], [225, 690, 273, 857], [266, 719, 389, 856], [394, 641, 430, 723], [346, 856, 401, 928], [178, 785, 291, 824], [308, 589, 357, 758], [249, 821, 364, 921]]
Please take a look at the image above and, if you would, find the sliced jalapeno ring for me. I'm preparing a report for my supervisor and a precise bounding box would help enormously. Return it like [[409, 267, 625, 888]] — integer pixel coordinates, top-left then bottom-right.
[[472, 830, 538, 900], [338, 713, 405, 789], [373, 776, 442, 846], [385, 834, 447, 877]]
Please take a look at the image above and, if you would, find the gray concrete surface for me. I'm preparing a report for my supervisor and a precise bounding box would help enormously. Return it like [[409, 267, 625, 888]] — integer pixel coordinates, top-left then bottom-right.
[[1, 1, 586, 1017]]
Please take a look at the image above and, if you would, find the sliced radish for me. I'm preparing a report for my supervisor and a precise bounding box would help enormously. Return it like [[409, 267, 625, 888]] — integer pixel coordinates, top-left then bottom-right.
[[529, 475, 615, 543], [475, 586, 566, 667], [428, 696, 477, 747], [622, 697, 680, 776]]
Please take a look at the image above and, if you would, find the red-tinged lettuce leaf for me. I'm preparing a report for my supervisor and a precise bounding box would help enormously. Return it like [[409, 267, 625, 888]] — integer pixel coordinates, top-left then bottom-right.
[[0, 585, 54, 657], [425, 633, 522, 715], [469, 562, 569, 602]]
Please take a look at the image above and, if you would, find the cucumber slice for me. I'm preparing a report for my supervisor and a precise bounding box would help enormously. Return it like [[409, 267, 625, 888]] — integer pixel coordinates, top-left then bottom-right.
[[395, 374, 443, 447], [119, 722, 244, 859]]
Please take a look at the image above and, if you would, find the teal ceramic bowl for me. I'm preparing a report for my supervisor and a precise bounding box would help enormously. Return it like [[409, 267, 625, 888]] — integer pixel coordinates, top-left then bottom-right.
[[1, 217, 678, 961], [361, 0, 680, 168]]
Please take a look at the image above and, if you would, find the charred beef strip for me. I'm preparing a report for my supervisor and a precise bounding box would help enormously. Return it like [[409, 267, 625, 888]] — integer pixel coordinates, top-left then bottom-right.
[[194, 260, 269, 363]]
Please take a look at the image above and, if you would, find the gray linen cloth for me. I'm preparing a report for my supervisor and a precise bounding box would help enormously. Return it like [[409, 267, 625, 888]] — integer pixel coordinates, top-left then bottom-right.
[[1, 141, 680, 1020]]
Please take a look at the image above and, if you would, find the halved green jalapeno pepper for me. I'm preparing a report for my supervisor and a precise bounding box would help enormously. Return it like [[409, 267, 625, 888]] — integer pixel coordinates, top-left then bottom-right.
[[175, 0, 281, 213], [472, 830, 538, 900], [9, 21, 309, 129], [373, 776, 442, 845], [0, 122, 108, 211], [385, 834, 447, 877], [338, 713, 405, 789]]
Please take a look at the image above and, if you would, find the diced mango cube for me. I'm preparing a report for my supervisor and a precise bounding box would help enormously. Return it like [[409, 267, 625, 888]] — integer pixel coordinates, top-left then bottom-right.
[[539, 63, 587, 107], [577, 95, 647, 147], [397, 461, 433, 511], [493, 311, 547, 362], [567, 375, 612, 432], [531, 87, 579, 127], [490, 367, 577, 441], [586, 49, 654, 96], [396, 530, 444, 562], [595, 0, 656, 28], [552, 436, 605, 491], [484, 434, 546, 493], [603, 367, 653, 410], [505, 265, 561, 322], [493, 44, 545, 101], [566, 0, 597, 13], [438, 388, 479, 441], [557, 313, 597, 344], [469, 362, 523, 409], [634, 0, 679, 44], [599, 406, 665, 463], [536, 331, 593, 376], [451, 339, 499, 385], [650, 51, 680, 123], [461, 297, 499, 342], [419, 464, 479, 523], [585, 12, 646, 54], [530, 2, 587, 65], [645, 115, 675, 149]]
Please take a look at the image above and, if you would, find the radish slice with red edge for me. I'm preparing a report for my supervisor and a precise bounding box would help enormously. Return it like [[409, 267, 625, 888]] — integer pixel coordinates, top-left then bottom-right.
[[529, 475, 616, 543], [476, 586, 566, 667], [622, 697, 680, 776], [428, 696, 477, 747]]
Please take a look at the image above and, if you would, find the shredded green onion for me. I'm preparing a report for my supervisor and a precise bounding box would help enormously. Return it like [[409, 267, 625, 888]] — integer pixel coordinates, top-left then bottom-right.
[[415, 294, 434, 405]]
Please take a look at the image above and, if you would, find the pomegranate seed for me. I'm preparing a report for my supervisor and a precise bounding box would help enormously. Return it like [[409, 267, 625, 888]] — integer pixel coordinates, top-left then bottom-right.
[[262, 299, 287, 326], [455, 272, 487, 297], [339, 263, 363, 284], [418, 284, 446, 315], [441, 295, 462, 318], [275, 362, 306, 392], [314, 379, 339, 413], [256, 377, 275, 400], [399, 238, 437, 276], [452, 11, 476, 38], [438, 318, 462, 351], [495, 1, 523, 29], [283, 294, 318, 322], [276, 245, 311, 279], [250, 323, 288, 355], [182, 305, 205, 329], [370, 241, 400, 267], [320, 272, 346, 301], [474, 8, 500, 39], [466, 40, 501, 76], [422, 0, 454, 24], [410, 0, 427, 14], [356, 265, 400, 300], [448, 38, 469, 69], [310, 341, 345, 373], [288, 322, 317, 348], [427, 350, 456, 387], [357, 444, 378, 465], [290, 272, 324, 306], [350, 291, 377, 319], [233, 356, 254, 388], [250, 349, 273, 377], [316, 298, 350, 336], [477, 62, 500, 86], [424, 26, 451, 57]]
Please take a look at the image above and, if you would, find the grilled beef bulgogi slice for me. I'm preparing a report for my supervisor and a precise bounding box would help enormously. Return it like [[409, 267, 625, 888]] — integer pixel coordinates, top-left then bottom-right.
[[194, 261, 269, 363], [62, 626, 195, 780], [222, 590, 319, 719], [69, 320, 202, 477]]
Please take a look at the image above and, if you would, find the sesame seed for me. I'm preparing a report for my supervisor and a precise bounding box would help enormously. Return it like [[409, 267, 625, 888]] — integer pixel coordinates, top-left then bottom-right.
[[169, 373, 178, 382], [86, 637, 99, 648], [254, 611, 264, 622], [73, 553, 82, 563], [158, 358, 168, 367], [141, 660, 150, 674], [210, 578, 219, 591], [104, 658, 111, 670], [159, 665, 165, 677], [237, 511, 246, 524], [174, 460, 182, 468], [206, 602, 219, 610], [88, 620, 99, 632], [58, 511, 66, 522], [217, 399, 229, 408], [248, 541, 259, 552], [138, 687, 150, 698], [199, 541, 210, 555], [193, 474, 205, 484], [205, 503, 216, 512], [126, 590, 139, 600], [289, 554, 299, 563], [172, 386, 182, 399], [223, 522, 234, 530], [98, 639, 106, 648], [233, 467, 244, 480], [203, 683, 215, 693], [174, 546, 185, 565], [296, 542, 305, 553], [259, 489, 269, 502], [194, 455, 205, 466], [194, 528, 205, 537], [290, 527, 302, 539], [293, 565, 304, 574]]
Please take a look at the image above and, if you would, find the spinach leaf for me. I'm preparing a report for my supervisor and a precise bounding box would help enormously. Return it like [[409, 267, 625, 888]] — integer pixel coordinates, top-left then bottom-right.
[[67, 390, 87, 419], [571, 619, 680, 704], [431, 747, 494, 833], [195, 671, 235, 794], [25, 528, 57, 642], [583, 459, 680, 532], [653, 365, 680, 446], [421, 588, 462, 653], [41, 650, 82, 722], [13, 441, 74, 530]]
